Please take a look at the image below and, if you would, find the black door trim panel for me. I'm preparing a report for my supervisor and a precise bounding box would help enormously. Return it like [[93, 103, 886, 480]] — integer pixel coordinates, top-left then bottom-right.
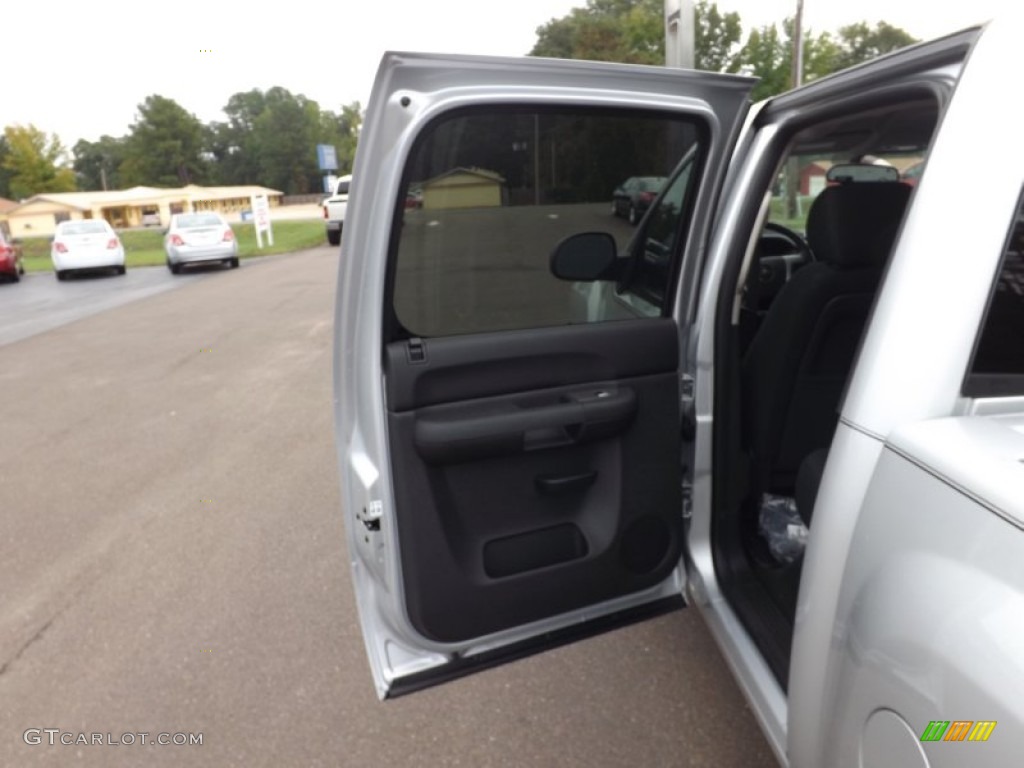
[[386, 318, 684, 643], [385, 318, 679, 412]]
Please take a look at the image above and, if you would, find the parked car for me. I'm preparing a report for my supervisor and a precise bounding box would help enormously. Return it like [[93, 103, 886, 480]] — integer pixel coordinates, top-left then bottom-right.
[[902, 161, 925, 186], [164, 212, 239, 274], [51, 220, 125, 280], [335, 17, 1024, 768], [404, 188, 423, 210], [0, 231, 24, 283], [612, 176, 666, 224], [323, 174, 352, 246]]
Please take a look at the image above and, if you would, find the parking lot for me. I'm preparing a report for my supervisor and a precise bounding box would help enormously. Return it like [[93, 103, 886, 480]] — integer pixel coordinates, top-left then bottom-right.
[[0, 267, 199, 347], [0, 246, 776, 767]]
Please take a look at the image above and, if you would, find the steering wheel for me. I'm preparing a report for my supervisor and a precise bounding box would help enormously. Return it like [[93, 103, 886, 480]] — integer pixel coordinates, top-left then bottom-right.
[[742, 221, 813, 315], [761, 221, 812, 262]]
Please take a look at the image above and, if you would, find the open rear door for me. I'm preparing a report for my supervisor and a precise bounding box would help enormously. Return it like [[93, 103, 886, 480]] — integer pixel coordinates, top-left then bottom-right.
[[334, 51, 753, 697]]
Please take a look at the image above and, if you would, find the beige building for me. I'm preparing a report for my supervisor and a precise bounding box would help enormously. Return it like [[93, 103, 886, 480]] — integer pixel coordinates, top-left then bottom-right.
[[0, 197, 17, 237], [421, 168, 505, 210], [4, 184, 283, 238]]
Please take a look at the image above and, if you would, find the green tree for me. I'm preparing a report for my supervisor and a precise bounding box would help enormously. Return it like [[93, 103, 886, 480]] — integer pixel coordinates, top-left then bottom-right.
[[203, 89, 267, 186], [1, 124, 76, 199], [72, 135, 127, 191], [803, 30, 842, 82], [223, 88, 267, 135], [737, 24, 790, 101], [203, 88, 361, 194], [202, 121, 238, 186], [695, 1, 743, 73], [531, 0, 662, 64], [736, 18, 843, 100], [530, 3, 916, 100], [316, 101, 363, 177], [120, 95, 206, 187], [250, 87, 321, 194], [737, 18, 917, 100], [834, 21, 918, 69], [531, 0, 742, 72]]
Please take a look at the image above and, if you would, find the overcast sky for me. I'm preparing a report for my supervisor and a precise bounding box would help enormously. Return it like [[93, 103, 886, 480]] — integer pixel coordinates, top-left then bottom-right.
[[4, 0, 1012, 152]]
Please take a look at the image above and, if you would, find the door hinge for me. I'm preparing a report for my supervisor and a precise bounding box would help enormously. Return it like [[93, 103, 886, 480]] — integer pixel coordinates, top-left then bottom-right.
[[406, 337, 427, 364]]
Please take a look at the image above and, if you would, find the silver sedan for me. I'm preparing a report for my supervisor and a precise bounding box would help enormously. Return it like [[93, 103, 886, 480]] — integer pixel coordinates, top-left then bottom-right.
[[164, 213, 239, 274]]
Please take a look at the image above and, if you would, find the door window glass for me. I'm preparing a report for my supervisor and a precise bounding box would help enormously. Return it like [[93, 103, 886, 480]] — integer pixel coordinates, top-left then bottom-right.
[[391, 107, 704, 337], [965, 191, 1024, 396]]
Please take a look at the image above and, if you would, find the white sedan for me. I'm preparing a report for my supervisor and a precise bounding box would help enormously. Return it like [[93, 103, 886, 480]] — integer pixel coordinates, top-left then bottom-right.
[[51, 220, 125, 280], [164, 213, 239, 274]]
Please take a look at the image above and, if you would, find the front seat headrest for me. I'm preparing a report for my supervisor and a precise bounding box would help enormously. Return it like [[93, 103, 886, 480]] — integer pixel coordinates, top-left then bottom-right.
[[806, 182, 912, 269]]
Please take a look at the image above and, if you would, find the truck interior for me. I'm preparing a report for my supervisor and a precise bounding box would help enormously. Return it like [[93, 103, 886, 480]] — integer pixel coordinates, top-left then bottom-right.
[[712, 89, 947, 688]]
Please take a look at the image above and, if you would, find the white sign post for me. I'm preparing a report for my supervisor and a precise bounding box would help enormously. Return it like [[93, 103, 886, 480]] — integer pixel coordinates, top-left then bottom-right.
[[251, 194, 273, 248]]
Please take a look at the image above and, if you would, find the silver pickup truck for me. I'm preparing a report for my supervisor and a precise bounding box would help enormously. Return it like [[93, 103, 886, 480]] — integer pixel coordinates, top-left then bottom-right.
[[322, 174, 351, 246], [334, 15, 1024, 767]]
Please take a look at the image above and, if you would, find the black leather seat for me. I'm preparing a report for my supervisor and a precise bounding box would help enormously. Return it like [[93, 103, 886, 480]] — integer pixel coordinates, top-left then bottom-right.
[[742, 182, 912, 496]]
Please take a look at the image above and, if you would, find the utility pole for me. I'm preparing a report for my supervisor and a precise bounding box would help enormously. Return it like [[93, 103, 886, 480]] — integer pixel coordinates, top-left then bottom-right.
[[791, 0, 804, 89], [665, 0, 694, 69], [785, 0, 805, 220]]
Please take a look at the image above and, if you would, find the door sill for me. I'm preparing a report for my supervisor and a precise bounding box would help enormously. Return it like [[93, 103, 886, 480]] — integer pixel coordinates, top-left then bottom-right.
[[386, 595, 685, 698]]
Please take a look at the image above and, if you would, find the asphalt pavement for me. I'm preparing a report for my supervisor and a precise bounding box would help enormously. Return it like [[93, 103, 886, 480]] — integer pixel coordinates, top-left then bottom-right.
[[0, 244, 778, 767], [0, 267, 199, 347]]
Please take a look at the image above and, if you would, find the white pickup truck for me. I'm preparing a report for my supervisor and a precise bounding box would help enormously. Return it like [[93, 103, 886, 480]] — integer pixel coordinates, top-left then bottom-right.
[[335, 14, 1024, 767], [322, 174, 351, 246]]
